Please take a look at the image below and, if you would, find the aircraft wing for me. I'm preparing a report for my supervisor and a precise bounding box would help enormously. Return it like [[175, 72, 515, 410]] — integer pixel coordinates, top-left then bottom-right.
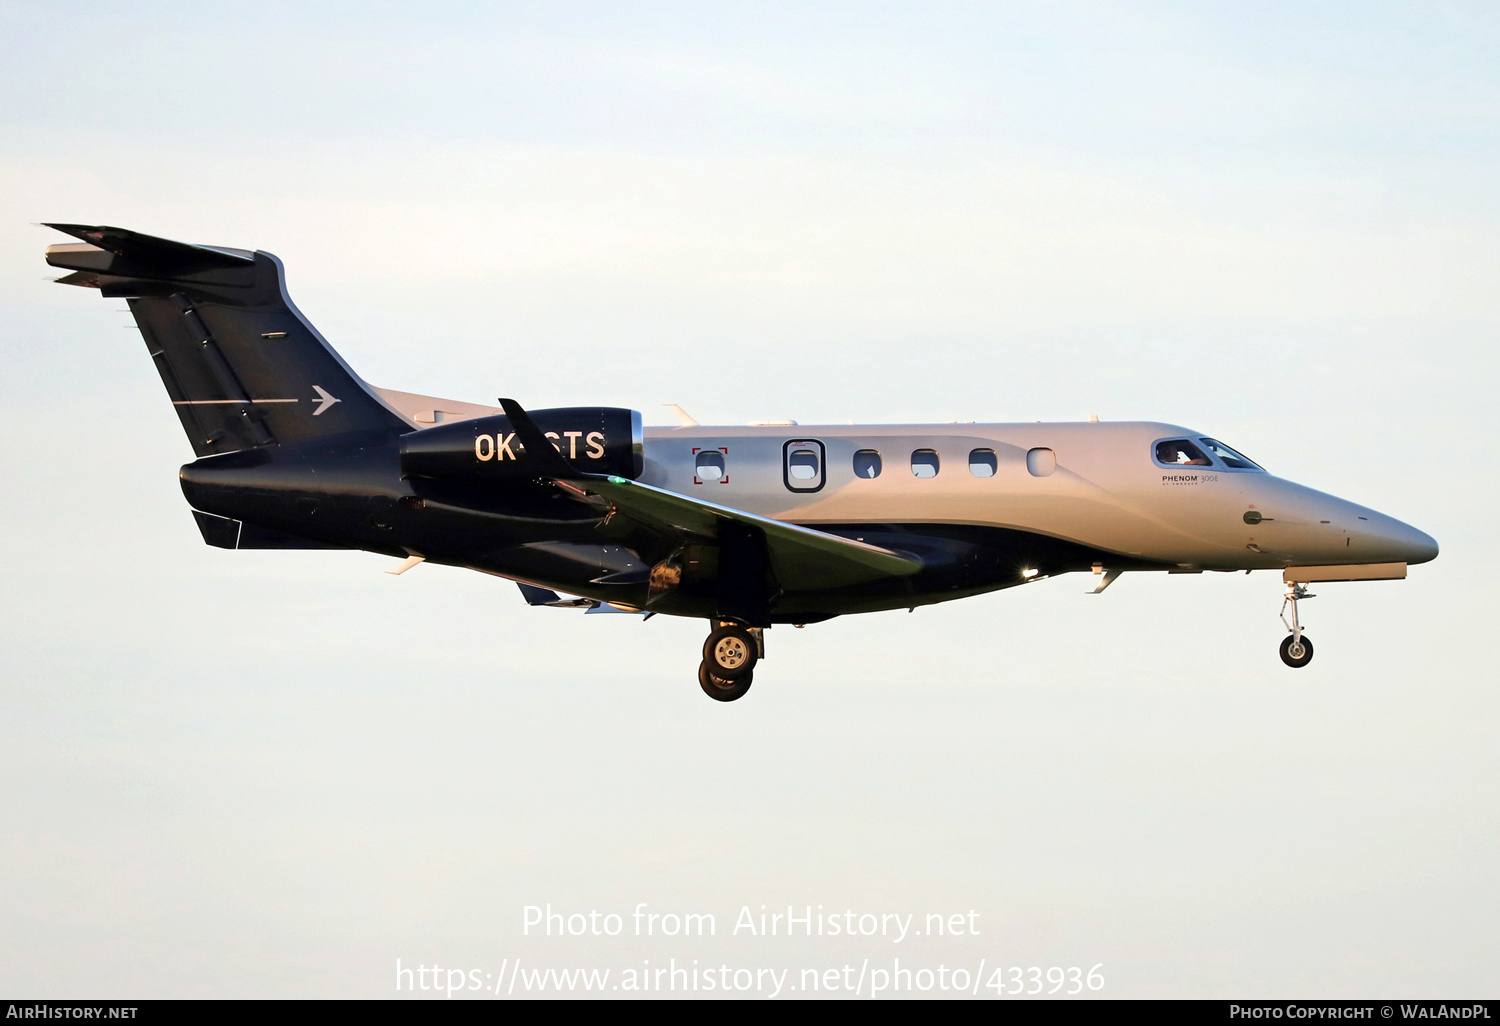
[[559, 474, 922, 590], [493, 397, 922, 591]]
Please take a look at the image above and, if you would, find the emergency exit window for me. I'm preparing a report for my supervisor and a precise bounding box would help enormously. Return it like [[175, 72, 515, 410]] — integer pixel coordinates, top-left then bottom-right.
[[784, 440, 826, 492], [695, 449, 726, 483]]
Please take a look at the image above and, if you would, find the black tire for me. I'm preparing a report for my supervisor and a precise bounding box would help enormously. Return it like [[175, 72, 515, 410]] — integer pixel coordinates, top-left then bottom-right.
[[1279, 634, 1314, 668], [703, 625, 758, 681], [699, 661, 753, 702]]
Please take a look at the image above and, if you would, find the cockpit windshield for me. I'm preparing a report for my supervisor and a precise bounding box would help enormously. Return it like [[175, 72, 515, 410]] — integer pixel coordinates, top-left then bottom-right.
[[1155, 439, 1212, 466], [1199, 438, 1263, 471]]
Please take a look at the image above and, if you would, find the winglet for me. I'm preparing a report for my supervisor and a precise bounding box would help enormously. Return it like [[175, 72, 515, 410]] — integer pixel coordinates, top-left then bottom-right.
[[498, 397, 580, 478]]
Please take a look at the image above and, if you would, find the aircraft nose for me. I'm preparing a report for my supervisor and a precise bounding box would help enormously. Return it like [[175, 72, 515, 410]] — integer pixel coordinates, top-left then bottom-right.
[[1398, 523, 1439, 565], [1363, 514, 1439, 565]]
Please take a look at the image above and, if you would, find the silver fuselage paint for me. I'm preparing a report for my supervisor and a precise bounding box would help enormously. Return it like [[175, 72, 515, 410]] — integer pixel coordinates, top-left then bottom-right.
[[639, 421, 1438, 572]]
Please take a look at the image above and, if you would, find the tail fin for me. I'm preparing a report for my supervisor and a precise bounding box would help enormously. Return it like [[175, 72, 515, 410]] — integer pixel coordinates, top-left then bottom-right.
[[45, 223, 410, 456]]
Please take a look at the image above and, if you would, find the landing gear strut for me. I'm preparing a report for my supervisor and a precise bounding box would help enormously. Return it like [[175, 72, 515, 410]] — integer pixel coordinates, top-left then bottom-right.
[[1279, 582, 1315, 668], [698, 623, 762, 702]]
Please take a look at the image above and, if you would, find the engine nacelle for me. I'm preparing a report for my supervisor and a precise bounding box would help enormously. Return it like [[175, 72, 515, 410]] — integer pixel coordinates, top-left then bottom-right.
[[400, 407, 643, 481]]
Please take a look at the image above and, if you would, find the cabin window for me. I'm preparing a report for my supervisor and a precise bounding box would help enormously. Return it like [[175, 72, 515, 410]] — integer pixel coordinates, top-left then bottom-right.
[[911, 449, 940, 478], [694, 449, 726, 483], [969, 449, 997, 477], [1199, 438, 1263, 471], [789, 449, 819, 480], [853, 449, 882, 479], [783, 439, 826, 492], [1026, 447, 1056, 477], [1155, 439, 1211, 467]]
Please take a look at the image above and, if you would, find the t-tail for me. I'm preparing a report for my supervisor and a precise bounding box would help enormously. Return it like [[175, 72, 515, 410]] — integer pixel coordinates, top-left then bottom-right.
[[44, 223, 409, 456]]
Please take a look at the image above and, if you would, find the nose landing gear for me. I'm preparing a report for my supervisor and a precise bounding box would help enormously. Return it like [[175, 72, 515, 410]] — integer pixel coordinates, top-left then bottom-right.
[[698, 623, 763, 702], [1279, 582, 1315, 668]]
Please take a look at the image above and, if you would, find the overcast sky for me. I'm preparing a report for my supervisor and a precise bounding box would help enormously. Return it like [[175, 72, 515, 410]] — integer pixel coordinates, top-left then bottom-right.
[[1, 1, 1496, 998]]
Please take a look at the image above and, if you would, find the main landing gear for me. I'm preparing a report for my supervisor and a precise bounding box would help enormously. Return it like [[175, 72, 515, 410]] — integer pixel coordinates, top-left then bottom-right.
[[1279, 582, 1315, 668], [698, 623, 762, 702]]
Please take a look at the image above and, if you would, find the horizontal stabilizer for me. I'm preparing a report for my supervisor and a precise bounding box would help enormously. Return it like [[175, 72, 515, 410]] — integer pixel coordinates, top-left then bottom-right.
[[53, 271, 107, 289], [45, 224, 256, 287]]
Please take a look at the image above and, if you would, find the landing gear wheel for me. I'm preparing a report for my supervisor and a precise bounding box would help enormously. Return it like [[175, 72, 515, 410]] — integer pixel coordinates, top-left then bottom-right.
[[699, 661, 753, 702], [1279, 582, 1316, 669], [703, 625, 758, 680], [1279, 634, 1314, 668]]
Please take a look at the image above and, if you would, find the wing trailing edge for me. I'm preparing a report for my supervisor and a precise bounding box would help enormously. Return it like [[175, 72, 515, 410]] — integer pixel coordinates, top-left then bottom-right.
[[559, 474, 923, 592]]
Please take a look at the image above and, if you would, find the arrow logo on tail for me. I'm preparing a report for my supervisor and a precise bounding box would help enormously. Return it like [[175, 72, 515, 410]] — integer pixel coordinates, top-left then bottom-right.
[[311, 384, 341, 416]]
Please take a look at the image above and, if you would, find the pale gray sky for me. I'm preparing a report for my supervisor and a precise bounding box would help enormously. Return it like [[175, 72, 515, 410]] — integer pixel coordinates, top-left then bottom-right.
[[1, 1, 1495, 998]]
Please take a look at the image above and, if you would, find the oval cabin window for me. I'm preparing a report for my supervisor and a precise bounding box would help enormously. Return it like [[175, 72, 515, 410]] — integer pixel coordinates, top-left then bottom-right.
[[969, 449, 997, 477], [911, 449, 940, 478], [853, 449, 882, 479]]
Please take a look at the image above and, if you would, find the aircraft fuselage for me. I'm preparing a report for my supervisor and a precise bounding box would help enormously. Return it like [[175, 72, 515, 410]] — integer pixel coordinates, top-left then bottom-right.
[[179, 417, 1437, 623]]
